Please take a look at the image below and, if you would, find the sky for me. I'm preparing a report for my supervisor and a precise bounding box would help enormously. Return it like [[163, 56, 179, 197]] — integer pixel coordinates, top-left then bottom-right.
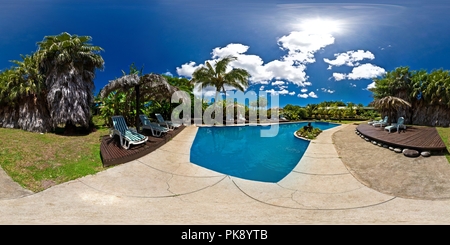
[[1, 0, 450, 108]]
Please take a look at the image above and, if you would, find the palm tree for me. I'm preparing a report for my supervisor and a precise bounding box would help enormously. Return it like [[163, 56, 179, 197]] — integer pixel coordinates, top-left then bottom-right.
[[331, 103, 344, 122], [305, 104, 317, 119], [190, 55, 250, 122], [345, 102, 356, 118], [36, 32, 104, 132], [0, 54, 51, 132]]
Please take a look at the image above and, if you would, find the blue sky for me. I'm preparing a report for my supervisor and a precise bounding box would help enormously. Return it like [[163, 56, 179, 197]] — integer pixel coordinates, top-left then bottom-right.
[[1, 0, 450, 108]]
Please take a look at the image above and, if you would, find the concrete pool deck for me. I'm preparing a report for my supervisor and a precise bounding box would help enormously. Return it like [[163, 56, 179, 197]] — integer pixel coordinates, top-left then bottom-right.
[[1, 123, 450, 224]]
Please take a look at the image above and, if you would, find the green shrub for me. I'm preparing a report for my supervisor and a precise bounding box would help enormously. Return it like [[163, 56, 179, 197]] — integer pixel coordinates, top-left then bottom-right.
[[295, 126, 322, 140]]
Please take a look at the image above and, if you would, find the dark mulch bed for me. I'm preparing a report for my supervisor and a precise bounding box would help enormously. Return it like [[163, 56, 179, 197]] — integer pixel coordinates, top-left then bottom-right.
[[100, 126, 185, 167]]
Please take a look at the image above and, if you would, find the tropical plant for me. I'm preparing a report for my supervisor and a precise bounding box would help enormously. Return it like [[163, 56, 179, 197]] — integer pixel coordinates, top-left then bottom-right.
[[305, 104, 318, 118], [370, 66, 450, 126], [296, 126, 322, 140], [331, 103, 344, 122], [345, 102, 356, 118], [282, 104, 307, 121], [99, 64, 189, 128], [36, 32, 105, 132], [190, 55, 250, 123]]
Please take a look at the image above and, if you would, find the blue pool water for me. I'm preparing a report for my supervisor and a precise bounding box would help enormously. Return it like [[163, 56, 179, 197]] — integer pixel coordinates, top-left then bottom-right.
[[190, 122, 339, 183]]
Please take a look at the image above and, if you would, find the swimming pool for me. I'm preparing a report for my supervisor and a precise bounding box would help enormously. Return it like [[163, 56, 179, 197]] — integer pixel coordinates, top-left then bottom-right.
[[189, 121, 340, 182]]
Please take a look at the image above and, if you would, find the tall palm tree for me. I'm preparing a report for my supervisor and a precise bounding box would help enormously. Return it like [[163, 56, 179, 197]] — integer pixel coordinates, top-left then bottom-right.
[[305, 104, 317, 119], [331, 103, 344, 122], [36, 32, 104, 132], [0, 54, 51, 132], [190, 55, 250, 113]]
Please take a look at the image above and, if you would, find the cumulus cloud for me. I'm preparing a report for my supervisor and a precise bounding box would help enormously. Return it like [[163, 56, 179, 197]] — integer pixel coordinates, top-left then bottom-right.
[[176, 61, 200, 77], [366, 82, 376, 90], [347, 64, 386, 80], [266, 88, 291, 96], [332, 64, 386, 81], [300, 88, 308, 93], [332, 73, 347, 81], [308, 91, 318, 98], [297, 91, 318, 99], [278, 31, 335, 55], [176, 30, 335, 89], [321, 88, 335, 93], [324, 50, 375, 67], [272, 80, 285, 86]]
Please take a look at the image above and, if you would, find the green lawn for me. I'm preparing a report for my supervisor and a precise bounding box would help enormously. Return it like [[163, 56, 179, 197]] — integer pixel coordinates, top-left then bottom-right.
[[436, 127, 450, 162], [0, 117, 109, 192]]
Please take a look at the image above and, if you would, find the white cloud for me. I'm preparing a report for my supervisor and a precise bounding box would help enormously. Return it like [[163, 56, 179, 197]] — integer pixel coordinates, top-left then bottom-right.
[[332, 73, 347, 81], [265, 88, 290, 96], [308, 91, 318, 98], [176, 31, 334, 89], [278, 31, 335, 55], [300, 88, 308, 93], [271, 80, 285, 86], [350, 83, 357, 87], [324, 50, 375, 67], [211, 43, 250, 58], [321, 88, 335, 93], [262, 59, 310, 86], [297, 91, 318, 99], [288, 91, 296, 96], [332, 64, 386, 81], [176, 61, 200, 77], [259, 85, 265, 91], [347, 64, 386, 80], [366, 82, 376, 90]]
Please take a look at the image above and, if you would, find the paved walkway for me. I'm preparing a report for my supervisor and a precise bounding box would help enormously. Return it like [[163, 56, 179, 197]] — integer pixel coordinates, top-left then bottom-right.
[[1, 124, 450, 224]]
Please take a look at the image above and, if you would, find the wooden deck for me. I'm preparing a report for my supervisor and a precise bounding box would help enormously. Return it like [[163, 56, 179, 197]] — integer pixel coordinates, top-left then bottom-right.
[[100, 126, 185, 167], [356, 123, 446, 152]]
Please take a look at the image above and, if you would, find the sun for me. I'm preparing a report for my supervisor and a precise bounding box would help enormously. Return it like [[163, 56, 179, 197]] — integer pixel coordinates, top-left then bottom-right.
[[298, 18, 343, 35]]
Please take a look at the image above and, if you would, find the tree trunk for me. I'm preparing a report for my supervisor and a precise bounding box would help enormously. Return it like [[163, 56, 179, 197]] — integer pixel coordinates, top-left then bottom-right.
[[0, 94, 51, 133]]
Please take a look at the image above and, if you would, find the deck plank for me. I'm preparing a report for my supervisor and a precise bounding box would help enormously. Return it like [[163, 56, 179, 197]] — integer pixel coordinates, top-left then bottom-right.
[[100, 126, 185, 167], [356, 123, 446, 151]]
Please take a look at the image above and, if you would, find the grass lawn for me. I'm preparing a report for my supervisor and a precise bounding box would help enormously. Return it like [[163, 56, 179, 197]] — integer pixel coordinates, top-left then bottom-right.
[[0, 116, 109, 192], [436, 127, 450, 162]]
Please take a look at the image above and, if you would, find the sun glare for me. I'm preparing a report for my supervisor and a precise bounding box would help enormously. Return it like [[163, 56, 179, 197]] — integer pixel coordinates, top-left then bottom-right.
[[298, 18, 343, 35]]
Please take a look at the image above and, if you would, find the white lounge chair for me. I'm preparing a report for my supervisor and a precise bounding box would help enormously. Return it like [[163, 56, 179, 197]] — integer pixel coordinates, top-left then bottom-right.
[[139, 114, 169, 137], [237, 112, 246, 124], [373, 116, 388, 127], [384, 117, 407, 133], [110, 115, 148, 149], [155, 113, 181, 130]]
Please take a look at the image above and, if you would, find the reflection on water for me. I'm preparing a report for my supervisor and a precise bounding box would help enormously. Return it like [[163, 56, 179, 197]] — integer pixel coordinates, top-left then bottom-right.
[[190, 122, 339, 182]]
